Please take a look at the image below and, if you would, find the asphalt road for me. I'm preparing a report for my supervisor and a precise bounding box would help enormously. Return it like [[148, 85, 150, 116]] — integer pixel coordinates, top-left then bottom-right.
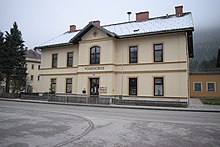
[[0, 101, 220, 147]]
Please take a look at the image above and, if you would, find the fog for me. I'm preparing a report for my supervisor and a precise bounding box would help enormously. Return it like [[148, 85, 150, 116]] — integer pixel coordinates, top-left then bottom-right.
[[0, 0, 220, 48]]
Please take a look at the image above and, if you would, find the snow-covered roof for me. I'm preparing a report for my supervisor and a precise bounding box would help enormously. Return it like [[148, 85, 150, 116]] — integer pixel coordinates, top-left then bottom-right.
[[37, 12, 193, 48], [39, 31, 80, 47], [103, 13, 193, 37]]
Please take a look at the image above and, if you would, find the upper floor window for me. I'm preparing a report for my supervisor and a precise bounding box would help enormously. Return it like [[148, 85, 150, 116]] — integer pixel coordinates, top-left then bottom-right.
[[67, 52, 73, 67], [206, 82, 216, 91], [52, 54, 58, 68], [90, 46, 100, 64], [154, 44, 163, 62], [38, 65, 40, 70], [129, 46, 138, 63], [31, 64, 34, 70], [194, 82, 202, 92]]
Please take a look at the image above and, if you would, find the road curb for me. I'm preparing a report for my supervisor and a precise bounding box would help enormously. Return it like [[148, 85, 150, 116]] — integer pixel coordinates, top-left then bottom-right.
[[0, 98, 220, 113]]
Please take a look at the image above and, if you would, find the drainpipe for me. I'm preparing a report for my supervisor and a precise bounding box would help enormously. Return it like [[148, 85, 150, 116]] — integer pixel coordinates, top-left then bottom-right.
[[120, 47, 124, 100]]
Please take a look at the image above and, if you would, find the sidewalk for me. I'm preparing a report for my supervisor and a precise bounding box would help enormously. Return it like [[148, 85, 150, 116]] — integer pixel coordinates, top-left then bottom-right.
[[0, 97, 220, 113]]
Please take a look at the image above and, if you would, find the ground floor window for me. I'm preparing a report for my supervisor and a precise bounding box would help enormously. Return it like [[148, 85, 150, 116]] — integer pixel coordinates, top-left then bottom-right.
[[129, 78, 137, 95], [66, 78, 72, 93], [206, 82, 216, 91], [50, 78, 56, 93], [154, 77, 164, 96], [31, 75, 34, 81], [193, 82, 202, 92]]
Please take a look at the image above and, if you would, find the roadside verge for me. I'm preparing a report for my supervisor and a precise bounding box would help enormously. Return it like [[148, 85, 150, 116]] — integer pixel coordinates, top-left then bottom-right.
[[0, 98, 220, 113]]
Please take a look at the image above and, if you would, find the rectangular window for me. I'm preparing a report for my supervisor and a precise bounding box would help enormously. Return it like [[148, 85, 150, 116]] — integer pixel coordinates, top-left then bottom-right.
[[31, 64, 34, 70], [31, 75, 34, 81], [154, 44, 163, 62], [67, 52, 73, 67], [38, 65, 40, 70], [38, 76, 40, 81], [129, 78, 137, 95], [52, 54, 58, 68], [207, 82, 216, 91], [154, 77, 164, 96], [66, 78, 72, 93], [193, 82, 202, 92], [129, 46, 138, 63], [50, 78, 56, 93]]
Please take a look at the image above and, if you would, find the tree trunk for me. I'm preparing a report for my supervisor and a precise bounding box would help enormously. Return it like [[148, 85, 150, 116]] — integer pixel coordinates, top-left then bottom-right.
[[5, 74, 10, 93]]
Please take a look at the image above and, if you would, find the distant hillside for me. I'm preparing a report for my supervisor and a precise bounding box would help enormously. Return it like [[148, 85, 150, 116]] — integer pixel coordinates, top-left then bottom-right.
[[190, 27, 220, 71]]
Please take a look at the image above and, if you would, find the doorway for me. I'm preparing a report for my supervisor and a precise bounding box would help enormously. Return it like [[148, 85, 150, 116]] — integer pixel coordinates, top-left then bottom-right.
[[90, 78, 99, 96]]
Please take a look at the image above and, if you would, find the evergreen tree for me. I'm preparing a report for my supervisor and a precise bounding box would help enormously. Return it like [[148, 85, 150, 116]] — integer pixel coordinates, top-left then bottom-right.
[[0, 31, 5, 82], [1, 22, 27, 93]]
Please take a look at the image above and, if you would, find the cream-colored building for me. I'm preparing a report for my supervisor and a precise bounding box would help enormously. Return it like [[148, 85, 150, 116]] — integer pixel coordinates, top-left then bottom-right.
[[36, 6, 194, 100], [25, 49, 41, 92]]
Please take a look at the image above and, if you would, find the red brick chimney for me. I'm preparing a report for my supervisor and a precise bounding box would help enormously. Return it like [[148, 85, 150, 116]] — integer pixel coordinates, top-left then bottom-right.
[[136, 11, 149, 22], [70, 25, 76, 32], [175, 6, 183, 16], [92, 20, 100, 26]]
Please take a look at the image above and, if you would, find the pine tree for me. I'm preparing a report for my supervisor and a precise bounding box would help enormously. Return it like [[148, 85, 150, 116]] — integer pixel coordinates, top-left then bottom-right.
[[1, 22, 27, 93], [0, 31, 5, 82]]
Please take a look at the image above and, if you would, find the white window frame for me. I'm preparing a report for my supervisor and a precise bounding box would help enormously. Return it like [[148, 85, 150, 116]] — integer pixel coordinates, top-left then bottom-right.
[[206, 82, 216, 92], [193, 82, 202, 92]]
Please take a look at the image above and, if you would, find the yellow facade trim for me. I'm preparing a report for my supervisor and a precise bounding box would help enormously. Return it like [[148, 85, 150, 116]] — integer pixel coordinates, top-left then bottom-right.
[[79, 37, 113, 44], [77, 60, 187, 67], [40, 66, 78, 70], [40, 73, 77, 76], [40, 61, 187, 70], [40, 69, 187, 76]]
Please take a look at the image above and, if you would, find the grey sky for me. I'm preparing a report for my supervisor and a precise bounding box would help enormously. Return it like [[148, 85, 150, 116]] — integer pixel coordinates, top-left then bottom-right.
[[0, 0, 219, 49]]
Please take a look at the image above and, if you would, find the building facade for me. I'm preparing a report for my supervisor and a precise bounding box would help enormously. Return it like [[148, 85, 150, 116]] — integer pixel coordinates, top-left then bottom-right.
[[190, 72, 220, 98], [25, 49, 41, 92], [36, 6, 194, 100]]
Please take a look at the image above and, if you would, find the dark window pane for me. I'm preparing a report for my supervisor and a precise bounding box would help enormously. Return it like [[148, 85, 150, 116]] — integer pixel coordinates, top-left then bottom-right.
[[96, 47, 100, 53], [155, 85, 163, 96], [207, 83, 215, 91], [194, 83, 201, 91], [91, 48, 95, 53], [155, 78, 162, 84], [154, 44, 163, 50], [154, 51, 163, 62]]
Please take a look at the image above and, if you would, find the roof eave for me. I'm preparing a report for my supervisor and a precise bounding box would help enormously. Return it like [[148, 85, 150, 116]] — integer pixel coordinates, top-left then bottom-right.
[[34, 42, 72, 50]]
